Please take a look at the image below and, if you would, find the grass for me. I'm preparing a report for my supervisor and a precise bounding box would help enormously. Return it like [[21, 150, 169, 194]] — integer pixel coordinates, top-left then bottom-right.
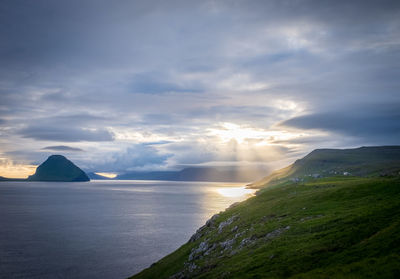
[[249, 146, 400, 187], [131, 176, 400, 278]]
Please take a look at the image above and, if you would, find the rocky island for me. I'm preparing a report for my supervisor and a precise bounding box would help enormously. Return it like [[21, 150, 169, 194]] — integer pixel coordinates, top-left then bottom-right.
[[27, 155, 90, 182]]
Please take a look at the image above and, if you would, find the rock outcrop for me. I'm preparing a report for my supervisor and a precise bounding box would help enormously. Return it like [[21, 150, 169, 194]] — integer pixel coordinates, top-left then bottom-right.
[[170, 212, 291, 279]]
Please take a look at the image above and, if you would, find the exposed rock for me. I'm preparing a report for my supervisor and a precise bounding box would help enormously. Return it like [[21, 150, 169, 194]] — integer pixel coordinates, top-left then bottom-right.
[[188, 240, 218, 262], [264, 226, 290, 240], [231, 225, 238, 233], [189, 228, 206, 243], [186, 262, 198, 273], [206, 213, 220, 227], [239, 237, 253, 247], [185, 219, 290, 276], [219, 238, 235, 251], [189, 240, 210, 261], [234, 228, 248, 239], [238, 234, 259, 249], [204, 243, 217, 256], [218, 215, 239, 233], [189, 214, 220, 242]]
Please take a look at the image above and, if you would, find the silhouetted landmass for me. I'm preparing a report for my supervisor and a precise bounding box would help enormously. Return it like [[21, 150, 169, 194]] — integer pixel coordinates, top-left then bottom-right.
[[0, 176, 25, 181], [119, 146, 400, 184], [27, 155, 90, 182], [116, 167, 267, 182], [116, 171, 178, 180]]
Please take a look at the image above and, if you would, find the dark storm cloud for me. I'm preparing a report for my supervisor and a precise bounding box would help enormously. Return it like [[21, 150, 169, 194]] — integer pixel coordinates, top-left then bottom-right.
[[19, 126, 114, 142], [14, 113, 115, 142], [1, 0, 399, 74], [38, 114, 110, 125], [0, 0, 399, 172], [42, 145, 84, 152], [281, 103, 400, 142]]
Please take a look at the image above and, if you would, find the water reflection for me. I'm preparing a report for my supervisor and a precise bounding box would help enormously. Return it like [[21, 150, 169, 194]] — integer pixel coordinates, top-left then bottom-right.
[[0, 180, 255, 279], [216, 186, 255, 198]]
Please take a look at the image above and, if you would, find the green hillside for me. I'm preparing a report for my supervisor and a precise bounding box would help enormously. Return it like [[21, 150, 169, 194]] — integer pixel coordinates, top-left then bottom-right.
[[249, 146, 400, 188], [131, 147, 400, 279]]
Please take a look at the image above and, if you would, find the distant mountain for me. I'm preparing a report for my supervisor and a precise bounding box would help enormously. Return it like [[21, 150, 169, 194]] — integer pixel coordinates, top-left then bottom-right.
[[249, 146, 400, 188], [116, 171, 178, 180], [0, 176, 8, 181], [116, 167, 267, 182], [177, 167, 265, 182], [0, 176, 25, 181], [28, 155, 90, 182]]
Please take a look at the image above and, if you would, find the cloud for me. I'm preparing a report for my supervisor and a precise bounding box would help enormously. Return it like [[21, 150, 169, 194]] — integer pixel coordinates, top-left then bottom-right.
[[128, 72, 201, 94], [0, 0, 399, 173], [143, 141, 172, 146], [19, 126, 114, 142], [86, 144, 172, 172], [42, 145, 84, 152], [280, 103, 400, 143], [13, 114, 115, 142]]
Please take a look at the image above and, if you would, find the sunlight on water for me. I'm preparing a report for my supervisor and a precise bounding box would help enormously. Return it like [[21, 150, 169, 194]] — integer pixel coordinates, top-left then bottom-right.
[[216, 186, 255, 198], [0, 181, 256, 279]]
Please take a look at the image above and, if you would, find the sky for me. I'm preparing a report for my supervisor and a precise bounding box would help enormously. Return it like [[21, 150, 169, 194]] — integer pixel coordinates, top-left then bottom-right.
[[0, 0, 399, 178]]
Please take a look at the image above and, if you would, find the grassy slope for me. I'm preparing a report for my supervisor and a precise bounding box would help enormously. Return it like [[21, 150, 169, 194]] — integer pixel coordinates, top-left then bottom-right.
[[131, 176, 400, 278], [249, 146, 400, 188]]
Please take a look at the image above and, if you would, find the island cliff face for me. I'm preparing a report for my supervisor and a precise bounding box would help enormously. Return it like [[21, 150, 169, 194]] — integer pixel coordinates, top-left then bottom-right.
[[28, 155, 90, 182]]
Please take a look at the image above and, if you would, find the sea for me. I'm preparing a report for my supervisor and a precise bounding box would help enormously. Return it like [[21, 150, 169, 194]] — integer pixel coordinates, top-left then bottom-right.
[[0, 180, 254, 279]]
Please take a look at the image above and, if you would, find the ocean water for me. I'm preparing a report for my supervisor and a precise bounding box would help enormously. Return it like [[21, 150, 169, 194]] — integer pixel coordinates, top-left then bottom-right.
[[0, 180, 254, 279]]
